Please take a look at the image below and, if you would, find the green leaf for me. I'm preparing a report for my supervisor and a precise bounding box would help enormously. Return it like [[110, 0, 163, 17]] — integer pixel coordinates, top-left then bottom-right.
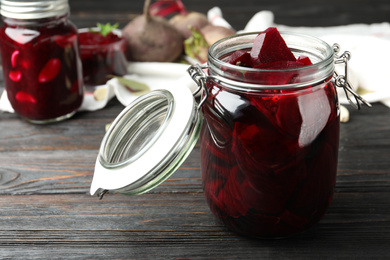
[[109, 75, 151, 96], [184, 26, 209, 63], [96, 22, 119, 37]]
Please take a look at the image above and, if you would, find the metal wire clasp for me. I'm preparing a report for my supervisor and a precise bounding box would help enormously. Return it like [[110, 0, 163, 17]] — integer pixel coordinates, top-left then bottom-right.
[[333, 43, 371, 109], [187, 64, 209, 110], [97, 189, 108, 200]]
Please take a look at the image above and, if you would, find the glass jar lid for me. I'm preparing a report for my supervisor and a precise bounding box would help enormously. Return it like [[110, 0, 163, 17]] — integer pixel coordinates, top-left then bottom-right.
[[1, 0, 69, 19], [90, 84, 202, 198]]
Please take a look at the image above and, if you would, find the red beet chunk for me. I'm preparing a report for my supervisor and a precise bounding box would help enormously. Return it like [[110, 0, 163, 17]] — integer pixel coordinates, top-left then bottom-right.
[[11, 50, 19, 67], [16, 91, 36, 104], [297, 55, 313, 66], [275, 93, 303, 138], [250, 27, 296, 67], [38, 58, 61, 83], [9, 70, 21, 82], [226, 50, 252, 67], [231, 121, 297, 170]]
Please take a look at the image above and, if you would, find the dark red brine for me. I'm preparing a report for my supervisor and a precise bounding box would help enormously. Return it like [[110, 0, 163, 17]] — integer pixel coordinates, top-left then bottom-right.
[[201, 29, 340, 238], [0, 0, 83, 123]]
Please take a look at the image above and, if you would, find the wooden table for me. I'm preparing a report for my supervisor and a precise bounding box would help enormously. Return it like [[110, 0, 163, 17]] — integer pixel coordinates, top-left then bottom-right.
[[1, 0, 390, 258]]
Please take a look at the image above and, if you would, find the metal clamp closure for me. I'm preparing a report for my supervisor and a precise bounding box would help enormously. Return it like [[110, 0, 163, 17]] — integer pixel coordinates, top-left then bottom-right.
[[187, 64, 209, 110], [333, 43, 371, 109]]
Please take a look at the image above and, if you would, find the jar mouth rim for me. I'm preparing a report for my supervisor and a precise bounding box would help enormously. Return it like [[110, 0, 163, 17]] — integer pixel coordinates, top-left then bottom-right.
[[208, 31, 334, 73], [78, 28, 126, 50]]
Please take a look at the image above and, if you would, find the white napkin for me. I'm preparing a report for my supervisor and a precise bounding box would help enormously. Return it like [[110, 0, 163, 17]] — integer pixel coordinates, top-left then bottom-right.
[[207, 7, 234, 29], [109, 62, 198, 107], [240, 10, 390, 107]]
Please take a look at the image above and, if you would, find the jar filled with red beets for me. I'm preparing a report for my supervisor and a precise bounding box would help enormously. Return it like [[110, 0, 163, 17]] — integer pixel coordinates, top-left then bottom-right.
[[200, 29, 340, 238], [0, 0, 84, 123]]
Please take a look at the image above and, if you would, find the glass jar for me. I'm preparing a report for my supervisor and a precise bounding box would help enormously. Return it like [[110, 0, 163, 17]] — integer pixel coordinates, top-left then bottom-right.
[[89, 31, 369, 239], [79, 27, 128, 87], [0, 0, 84, 124], [200, 32, 339, 238]]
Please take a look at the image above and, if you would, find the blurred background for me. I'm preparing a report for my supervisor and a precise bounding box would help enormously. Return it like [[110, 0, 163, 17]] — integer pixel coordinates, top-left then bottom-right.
[[68, 0, 390, 30]]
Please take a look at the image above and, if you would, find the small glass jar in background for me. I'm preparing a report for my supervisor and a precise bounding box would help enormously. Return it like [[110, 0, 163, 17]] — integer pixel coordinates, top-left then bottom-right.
[[78, 27, 128, 87], [0, 0, 84, 124]]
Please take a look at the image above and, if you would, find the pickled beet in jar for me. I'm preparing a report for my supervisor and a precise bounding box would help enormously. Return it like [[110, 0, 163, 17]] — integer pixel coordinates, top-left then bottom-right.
[[0, 0, 84, 123], [200, 32, 340, 238]]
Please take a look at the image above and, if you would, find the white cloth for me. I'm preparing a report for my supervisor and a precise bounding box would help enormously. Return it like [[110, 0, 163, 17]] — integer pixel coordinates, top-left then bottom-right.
[[109, 62, 198, 107]]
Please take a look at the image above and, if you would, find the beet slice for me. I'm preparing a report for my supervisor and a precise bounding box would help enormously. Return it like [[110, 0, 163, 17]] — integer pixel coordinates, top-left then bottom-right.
[[250, 27, 296, 67], [11, 50, 19, 67], [38, 58, 61, 83], [15, 91, 36, 104], [275, 93, 303, 138], [226, 50, 252, 67], [297, 55, 313, 66], [9, 70, 21, 82]]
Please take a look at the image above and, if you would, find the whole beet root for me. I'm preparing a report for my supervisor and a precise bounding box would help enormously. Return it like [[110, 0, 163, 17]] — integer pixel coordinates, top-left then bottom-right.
[[122, 0, 183, 62], [169, 11, 209, 40], [200, 24, 236, 45]]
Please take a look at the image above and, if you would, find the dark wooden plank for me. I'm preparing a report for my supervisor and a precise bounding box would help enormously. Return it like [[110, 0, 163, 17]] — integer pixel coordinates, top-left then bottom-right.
[[0, 191, 389, 259], [337, 104, 390, 192]]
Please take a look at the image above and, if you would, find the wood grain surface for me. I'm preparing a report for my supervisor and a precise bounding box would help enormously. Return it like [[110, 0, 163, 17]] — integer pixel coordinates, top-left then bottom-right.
[[1, 0, 390, 259]]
